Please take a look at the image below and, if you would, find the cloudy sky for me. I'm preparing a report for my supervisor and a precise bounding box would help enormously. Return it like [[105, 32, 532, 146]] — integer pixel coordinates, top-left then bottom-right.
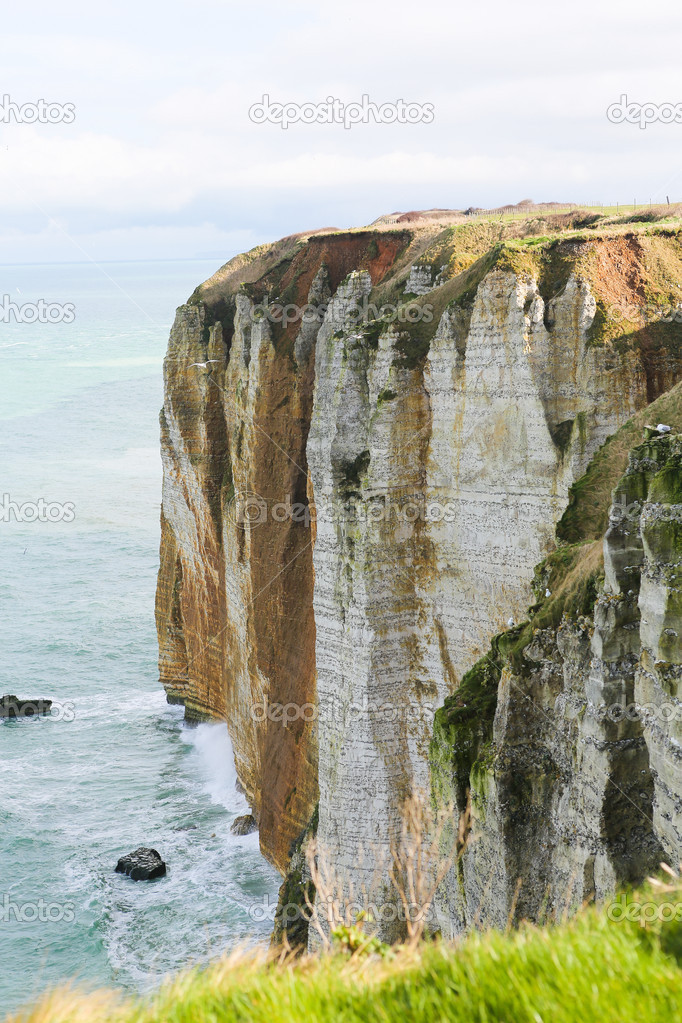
[[1, 0, 681, 263]]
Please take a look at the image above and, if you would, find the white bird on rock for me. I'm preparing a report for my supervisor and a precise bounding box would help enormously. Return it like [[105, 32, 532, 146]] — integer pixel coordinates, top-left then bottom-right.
[[656, 423, 672, 433], [189, 360, 220, 369]]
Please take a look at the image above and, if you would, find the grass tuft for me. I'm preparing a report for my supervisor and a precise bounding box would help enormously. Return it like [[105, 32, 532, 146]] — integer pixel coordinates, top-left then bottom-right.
[[9, 883, 682, 1023]]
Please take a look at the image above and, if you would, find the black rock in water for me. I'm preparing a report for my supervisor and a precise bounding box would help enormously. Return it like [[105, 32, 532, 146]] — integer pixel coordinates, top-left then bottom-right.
[[115, 847, 167, 880], [1, 695, 52, 719], [230, 814, 258, 836]]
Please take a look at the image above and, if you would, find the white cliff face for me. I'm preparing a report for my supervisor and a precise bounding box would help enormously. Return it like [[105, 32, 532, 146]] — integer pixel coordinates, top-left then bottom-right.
[[423, 272, 566, 672], [433, 435, 682, 938], [423, 271, 645, 675], [405, 265, 436, 295], [157, 228, 682, 947], [307, 268, 648, 937], [307, 273, 434, 938]]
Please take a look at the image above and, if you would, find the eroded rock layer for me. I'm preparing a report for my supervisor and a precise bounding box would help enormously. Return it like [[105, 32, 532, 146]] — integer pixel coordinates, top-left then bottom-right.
[[156, 216, 682, 904], [432, 431, 682, 934]]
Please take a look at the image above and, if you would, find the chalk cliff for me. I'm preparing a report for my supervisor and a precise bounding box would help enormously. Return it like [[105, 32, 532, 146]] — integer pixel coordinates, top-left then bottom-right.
[[432, 420, 682, 933], [156, 210, 682, 931]]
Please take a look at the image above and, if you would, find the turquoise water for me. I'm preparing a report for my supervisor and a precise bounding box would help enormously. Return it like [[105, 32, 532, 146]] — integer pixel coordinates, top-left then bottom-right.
[[0, 262, 280, 1016]]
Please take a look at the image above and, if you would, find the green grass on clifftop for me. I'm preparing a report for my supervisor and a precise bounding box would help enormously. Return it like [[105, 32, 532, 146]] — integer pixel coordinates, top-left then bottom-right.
[[9, 883, 682, 1023]]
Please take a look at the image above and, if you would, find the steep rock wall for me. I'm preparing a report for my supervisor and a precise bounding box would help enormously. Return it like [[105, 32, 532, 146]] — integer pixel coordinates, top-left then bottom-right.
[[156, 221, 682, 908], [307, 267, 654, 929], [432, 433, 682, 934], [156, 231, 411, 872], [156, 289, 320, 872]]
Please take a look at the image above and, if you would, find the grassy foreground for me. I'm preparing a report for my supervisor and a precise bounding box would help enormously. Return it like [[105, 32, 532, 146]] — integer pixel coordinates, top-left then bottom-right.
[[8, 883, 682, 1023]]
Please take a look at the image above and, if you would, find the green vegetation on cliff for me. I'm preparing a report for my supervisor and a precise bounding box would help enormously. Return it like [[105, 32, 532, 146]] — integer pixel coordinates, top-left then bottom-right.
[[431, 645, 502, 808], [187, 210, 682, 380], [430, 536, 605, 807], [430, 377, 682, 814], [369, 219, 682, 372], [559, 377, 682, 544]]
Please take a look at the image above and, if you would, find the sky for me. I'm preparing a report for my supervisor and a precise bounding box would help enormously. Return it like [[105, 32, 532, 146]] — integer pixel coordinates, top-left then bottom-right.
[[1, 0, 682, 264]]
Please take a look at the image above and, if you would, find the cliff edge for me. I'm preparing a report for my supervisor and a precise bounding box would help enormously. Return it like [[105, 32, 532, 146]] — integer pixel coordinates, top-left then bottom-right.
[[155, 208, 682, 923]]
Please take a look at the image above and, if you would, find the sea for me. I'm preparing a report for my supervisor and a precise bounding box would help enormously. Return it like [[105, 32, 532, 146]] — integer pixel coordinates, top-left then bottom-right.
[[0, 260, 281, 1017]]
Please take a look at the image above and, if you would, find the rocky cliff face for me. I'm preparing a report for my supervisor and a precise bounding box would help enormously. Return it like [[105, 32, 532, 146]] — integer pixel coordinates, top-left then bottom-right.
[[156, 213, 682, 925], [156, 228, 412, 872], [432, 430, 682, 933], [307, 268, 661, 931]]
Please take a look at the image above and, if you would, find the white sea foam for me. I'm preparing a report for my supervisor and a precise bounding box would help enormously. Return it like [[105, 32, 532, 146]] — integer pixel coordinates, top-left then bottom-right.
[[187, 723, 247, 815]]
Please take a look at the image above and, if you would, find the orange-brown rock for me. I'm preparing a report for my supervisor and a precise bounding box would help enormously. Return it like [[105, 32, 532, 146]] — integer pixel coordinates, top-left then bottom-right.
[[156, 228, 413, 872], [156, 212, 682, 891]]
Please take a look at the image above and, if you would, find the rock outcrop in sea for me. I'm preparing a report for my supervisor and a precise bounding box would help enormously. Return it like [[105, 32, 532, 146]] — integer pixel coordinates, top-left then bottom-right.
[[115, 848, 167, 881]]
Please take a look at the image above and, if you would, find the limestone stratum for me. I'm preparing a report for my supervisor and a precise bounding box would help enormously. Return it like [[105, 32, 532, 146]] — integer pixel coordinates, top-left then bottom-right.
[[155, 205, 682, 943]]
